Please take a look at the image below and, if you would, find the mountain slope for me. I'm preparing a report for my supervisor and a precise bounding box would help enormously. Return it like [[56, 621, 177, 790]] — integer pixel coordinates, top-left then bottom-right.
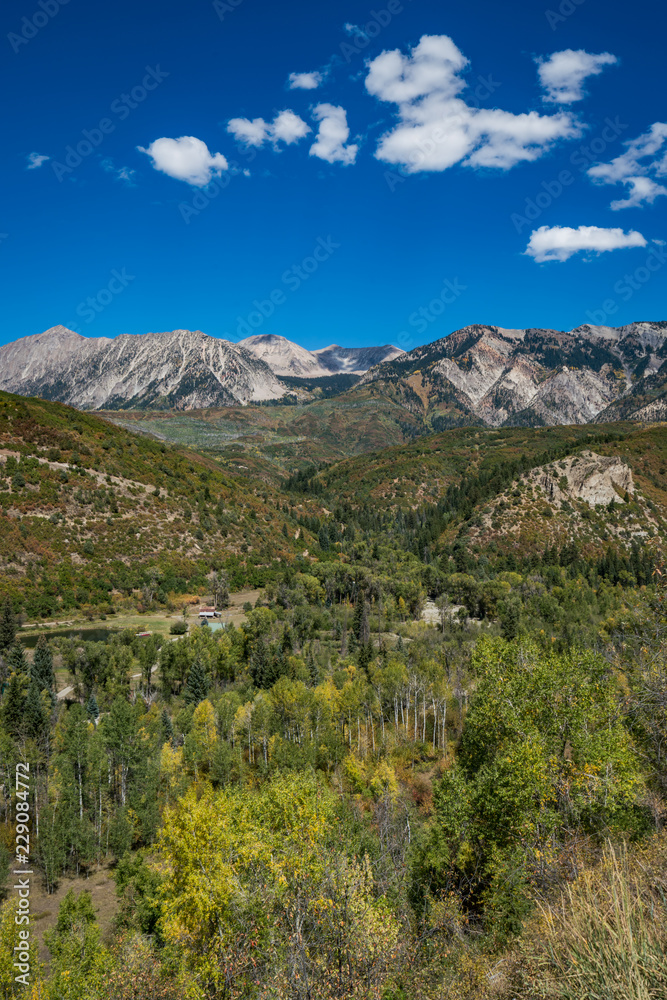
[[360, 322, 667, 428], [313, 343, 404, 373], [596, 358, 667, 422], [0, 390, 310, 617], [238, 333, 403, 376], [0, 327, 287, 409], [292, 421, 667, 571], [238, 334, 332, 377]]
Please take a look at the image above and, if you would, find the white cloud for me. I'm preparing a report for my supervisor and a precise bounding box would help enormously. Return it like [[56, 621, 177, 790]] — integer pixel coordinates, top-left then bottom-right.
[[137, 136, 228, 186], [288, 71, 323, 90], [466, 108, 580, 169], [587, 122, 667, 209], [365, 35, 582, 174], [525, 225, 646, 263], [227, 110, 310, 148], [272, 110, 311, 144], [309, 104, 358, 165], [536, 49, 618, 104], [226, 117, 268, 147], [26, 152, 49, 170], [608, 175, 667, 211]]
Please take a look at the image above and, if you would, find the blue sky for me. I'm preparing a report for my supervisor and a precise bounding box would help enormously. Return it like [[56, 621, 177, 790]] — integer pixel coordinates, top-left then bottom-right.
[[3, 0, 666, 351]]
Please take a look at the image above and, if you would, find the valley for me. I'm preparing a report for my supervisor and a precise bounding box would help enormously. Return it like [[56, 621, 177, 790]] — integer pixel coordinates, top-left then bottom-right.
[[1, 365, 666, 1000]]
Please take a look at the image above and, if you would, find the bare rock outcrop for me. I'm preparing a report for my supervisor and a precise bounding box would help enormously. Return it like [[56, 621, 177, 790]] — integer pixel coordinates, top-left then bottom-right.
[[531, 451, 634, 507]]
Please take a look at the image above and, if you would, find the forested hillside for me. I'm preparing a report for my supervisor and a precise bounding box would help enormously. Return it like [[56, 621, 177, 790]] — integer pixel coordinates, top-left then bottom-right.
[[0, 396, 666, 998], [0, 391, 310, 618]]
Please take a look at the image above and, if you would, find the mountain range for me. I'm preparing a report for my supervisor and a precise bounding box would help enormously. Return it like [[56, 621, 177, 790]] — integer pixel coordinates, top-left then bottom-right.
[[1, 322, 666, 426], [0, 327, 401, 410], [360, 321, 667, 427]]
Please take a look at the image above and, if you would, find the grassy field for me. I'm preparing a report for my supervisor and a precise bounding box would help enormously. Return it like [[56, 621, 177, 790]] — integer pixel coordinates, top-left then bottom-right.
[[20, 587, 261, 642]]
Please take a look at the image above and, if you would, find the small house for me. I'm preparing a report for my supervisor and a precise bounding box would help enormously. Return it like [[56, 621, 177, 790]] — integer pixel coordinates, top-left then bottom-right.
[[198, 607, 220, 619]]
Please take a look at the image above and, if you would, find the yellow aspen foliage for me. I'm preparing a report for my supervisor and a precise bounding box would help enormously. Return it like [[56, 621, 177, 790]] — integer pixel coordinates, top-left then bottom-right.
[[159, 743, 185, 803], [188, 698, 218, 771], [369, 760, 400, 801], [157, 773, 338, 991]]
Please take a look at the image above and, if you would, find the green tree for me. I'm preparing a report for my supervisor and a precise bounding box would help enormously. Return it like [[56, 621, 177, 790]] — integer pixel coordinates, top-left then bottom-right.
[[102, 698, 139, 808], [413, 637, 644, 941], [45, 890, 107, 996], [6, 642, 28, 679], [184, 657, 209, 706], [499, 598, 522, 640], [0, 599, 16, 651], [1, 674, 25, 738], [108, 809, 134, 859], [86, 694, 99, 723], [161, 707, 174, 746], [57, 705, 91, 822], [24, 681, 48, 741], [353, 596, 369, 644], [32, 635, 56, 696]]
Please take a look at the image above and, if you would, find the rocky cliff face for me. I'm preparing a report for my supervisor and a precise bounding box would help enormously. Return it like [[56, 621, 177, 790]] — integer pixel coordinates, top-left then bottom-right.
[[360, 322, 667, 427], [0, 327, 287, 409]]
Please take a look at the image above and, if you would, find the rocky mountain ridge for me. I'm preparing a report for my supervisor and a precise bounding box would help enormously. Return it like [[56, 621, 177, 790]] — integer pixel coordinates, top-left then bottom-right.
[[360, 321, 667, 427], [0, 327, 288, 409], [0, 327, 404, 409]]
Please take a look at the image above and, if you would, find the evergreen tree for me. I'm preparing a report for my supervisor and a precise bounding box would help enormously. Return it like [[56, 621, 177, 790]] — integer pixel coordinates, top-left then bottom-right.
[[353, 596, 365, 642], [360, 602, 370, 645], [250, 636, 271, 689], [24, 681, 48, 740], [308, 646, 319, 685], [281, 626, 294, 656], [7, 641, 28, 678], [86, 694, 99, 724], [353, 596, 370, 644], [0, 599, 16, 651], [102, 698, 139, 808], [358, 640, 373, 675], [32, 635, 56, 696], [1, 674, 25, 737], [500, 600, 521, 641], [161, 707, 174, 745], [184, 657, 209, 706]]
